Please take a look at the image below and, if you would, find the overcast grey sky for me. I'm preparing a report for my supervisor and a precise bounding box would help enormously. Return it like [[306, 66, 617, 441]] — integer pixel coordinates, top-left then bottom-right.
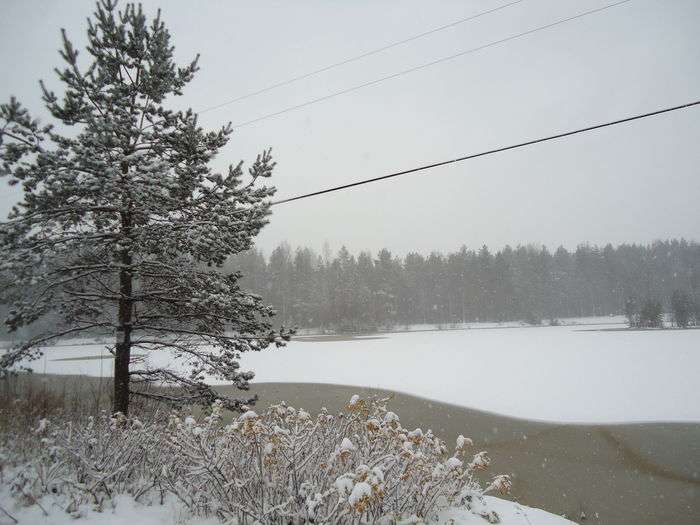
[[1, 0, 698, 256]]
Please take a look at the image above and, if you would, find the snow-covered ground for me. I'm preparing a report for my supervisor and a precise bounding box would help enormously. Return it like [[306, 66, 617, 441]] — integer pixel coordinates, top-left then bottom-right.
[[18, 318, 700, 424], [439, 496, 576, 524], [0, 492, 219, 525], [0, 485, 573, 525]]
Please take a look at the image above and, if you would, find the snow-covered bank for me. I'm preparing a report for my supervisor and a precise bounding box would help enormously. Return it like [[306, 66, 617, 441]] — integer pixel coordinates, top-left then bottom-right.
[[439, 497, 576, 524], [21, 320, 700, 424], [287, 315, 629, 336], [0, 488, 574, 525], [0, 491, 217, 525]]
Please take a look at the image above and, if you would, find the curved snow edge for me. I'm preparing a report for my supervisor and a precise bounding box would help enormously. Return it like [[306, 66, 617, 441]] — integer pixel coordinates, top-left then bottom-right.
[[439, 495, 576, 524]]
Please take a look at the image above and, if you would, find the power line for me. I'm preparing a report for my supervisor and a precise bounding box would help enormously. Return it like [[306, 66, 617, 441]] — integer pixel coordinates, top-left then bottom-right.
[[197, 0, 524, 115], [271, 99, 700, 206], [231, 0, 632, 129]]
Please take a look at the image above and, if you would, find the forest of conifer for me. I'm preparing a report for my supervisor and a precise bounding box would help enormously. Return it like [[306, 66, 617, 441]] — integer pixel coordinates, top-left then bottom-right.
[[228, 239, 700, 331]]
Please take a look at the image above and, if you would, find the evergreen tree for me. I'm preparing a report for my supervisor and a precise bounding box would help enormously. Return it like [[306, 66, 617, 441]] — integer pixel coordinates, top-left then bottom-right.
[[492, 248, 516, 321], [425, 252, 448, 323], [291, 247, 317, 327], [329, 247, 359, 331], [403, 252, 428, 324], [228, 248, 268, 297], [373, 249, 400, 327], [670, 290, 694, 328], [355, 251, 376, 328], [446, 249, 469, 323], [268, 243, 293, 324], [639, 298, 664, 328], [0, 2, 291, 414], [476, 246, 494, 321], [624, 296, 639, 328], [552, 246, 574, 317], [229, 240, 699, 332]]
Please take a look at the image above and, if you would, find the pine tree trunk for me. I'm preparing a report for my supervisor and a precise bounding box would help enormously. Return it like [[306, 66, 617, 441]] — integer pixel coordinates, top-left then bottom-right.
[[114, 187, 133, 414], [114, 252, 133, 415]]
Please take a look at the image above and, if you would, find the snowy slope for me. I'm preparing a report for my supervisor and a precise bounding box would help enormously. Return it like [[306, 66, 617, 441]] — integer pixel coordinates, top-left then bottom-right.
[[0, 492, 220, 525], [439, 496, 576, 524], [0, 490, 574, 525]]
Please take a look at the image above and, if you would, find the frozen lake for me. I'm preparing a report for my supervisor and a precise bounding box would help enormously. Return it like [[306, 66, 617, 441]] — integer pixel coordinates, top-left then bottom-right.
[[16, 318, 700, 424]]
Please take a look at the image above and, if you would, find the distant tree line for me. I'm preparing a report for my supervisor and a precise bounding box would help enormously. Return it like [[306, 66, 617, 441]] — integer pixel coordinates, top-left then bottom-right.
[[224, 239, 700, 332], [3, 239, 698, 339]]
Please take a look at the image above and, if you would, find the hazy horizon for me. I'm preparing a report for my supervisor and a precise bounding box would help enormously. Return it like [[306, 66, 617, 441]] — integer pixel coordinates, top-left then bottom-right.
[[243, 236, 699, 260]]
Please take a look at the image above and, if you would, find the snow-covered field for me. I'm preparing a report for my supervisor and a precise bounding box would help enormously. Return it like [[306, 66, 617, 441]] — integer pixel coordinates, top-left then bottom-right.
[[21, 318, 700, 424]]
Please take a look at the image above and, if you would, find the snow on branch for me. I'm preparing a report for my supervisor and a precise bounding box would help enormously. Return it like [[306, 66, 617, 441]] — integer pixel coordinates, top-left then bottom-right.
[[0, 0, 292, 414]]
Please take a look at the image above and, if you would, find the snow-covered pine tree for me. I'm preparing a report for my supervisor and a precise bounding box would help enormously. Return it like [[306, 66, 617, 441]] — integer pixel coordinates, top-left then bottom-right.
[[0, 1, 291, 414]]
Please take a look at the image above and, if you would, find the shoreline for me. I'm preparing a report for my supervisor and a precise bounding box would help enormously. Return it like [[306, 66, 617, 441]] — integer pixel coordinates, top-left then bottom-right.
[[0, 316, 632, 349], [247, 380, 700, 427]]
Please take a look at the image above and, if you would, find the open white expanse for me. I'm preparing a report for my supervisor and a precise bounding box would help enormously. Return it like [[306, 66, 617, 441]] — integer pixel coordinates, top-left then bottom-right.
[[15, 319, 700, 423]]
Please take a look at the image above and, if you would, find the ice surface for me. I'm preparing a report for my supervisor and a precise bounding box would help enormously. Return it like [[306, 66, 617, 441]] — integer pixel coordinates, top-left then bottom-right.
[[15, 319, 700, 423]]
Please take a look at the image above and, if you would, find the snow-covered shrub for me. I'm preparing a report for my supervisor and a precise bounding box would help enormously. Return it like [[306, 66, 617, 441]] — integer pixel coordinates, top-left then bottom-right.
[[0, 395, 511, 523]]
